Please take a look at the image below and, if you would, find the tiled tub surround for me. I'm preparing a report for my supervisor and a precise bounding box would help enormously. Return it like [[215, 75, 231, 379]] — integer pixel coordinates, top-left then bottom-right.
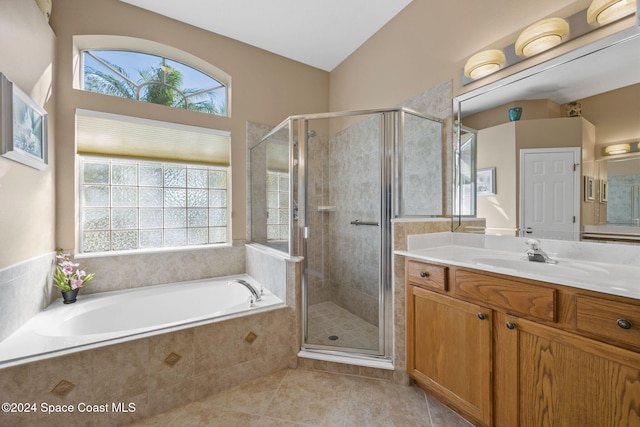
[[0, 306, 297, 427], [397, 231, 640, 300], [0, 274, 284, 368], [0, 242, 246, 345], [245, 242, 302, 307], [0, 252, 57, 342], [72, 240, 246, 295], [0, 244, 299, 425]]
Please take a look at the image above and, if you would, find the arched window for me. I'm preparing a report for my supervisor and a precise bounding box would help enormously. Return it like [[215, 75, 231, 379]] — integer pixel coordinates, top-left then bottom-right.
[[74, 39, 232, 254], [82, 50, 227, 116]]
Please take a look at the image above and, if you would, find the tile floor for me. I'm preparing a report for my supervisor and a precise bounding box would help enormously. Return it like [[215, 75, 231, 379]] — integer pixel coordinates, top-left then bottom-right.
[[307, 302, 379, 350], [128, 368, 473, 426]]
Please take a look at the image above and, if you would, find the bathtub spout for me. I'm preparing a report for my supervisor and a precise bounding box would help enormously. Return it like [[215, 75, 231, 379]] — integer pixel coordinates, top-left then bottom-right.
[[229, 279, 262, 302]]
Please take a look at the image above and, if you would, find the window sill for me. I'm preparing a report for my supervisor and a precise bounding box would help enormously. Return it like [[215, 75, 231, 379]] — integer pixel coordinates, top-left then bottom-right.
[[74, 242, 234, 260]]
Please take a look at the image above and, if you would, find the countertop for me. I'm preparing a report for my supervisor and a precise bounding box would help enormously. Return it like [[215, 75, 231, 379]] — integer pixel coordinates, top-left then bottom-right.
[[395, 234, 640, 301]]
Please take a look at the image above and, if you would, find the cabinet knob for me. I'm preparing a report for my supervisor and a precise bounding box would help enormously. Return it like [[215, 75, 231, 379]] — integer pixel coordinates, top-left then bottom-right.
[[506, 321, 516, 330], [419, 271, 429, 278], [617, 319, 632, 330], [477, 312, 487, 320]]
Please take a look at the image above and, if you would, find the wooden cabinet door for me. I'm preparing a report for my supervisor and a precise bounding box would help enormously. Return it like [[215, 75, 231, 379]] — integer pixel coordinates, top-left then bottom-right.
[[501, 315, 640, 427], [407, 285, 492, 426]]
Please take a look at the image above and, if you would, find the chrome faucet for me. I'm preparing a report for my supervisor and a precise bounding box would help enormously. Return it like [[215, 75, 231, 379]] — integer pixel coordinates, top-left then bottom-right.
[[525, 239, 556, 264], [229, 279, 262, 304]]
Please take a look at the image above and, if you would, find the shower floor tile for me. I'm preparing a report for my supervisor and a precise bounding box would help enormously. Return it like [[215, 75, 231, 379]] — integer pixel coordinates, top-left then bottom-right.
[[307, 301, 379, 350]]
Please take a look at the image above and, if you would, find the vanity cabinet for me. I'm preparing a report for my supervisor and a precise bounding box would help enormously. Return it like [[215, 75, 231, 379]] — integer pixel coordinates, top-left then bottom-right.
[[500, 313, 640, 427], [406, 285, 492, 426], [405, 258, 640, 427]]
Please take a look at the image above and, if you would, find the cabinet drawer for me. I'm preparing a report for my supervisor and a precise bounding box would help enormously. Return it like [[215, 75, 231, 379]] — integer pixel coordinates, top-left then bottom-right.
[[406, 260, 448, 292], [576, 295, 640, 350], [455, 270, 556, 322]]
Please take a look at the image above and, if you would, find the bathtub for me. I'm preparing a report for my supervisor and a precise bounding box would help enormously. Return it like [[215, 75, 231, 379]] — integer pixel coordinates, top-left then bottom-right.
[[0, 274, 284, 368]]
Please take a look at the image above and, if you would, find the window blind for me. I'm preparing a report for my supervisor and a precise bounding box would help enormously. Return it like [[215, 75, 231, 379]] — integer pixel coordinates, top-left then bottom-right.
[[76, 109, 230, 166]]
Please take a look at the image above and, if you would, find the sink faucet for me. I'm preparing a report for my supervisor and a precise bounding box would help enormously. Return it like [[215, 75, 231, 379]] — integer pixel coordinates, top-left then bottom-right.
[[229, 279, 262, 304], [525, 239, 557, 263]]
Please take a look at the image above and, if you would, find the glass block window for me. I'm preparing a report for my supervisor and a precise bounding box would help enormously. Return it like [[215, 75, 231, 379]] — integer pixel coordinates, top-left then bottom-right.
[[80, 157, 228, 253], [266, 172, 289, 241], [82, 50, 227, 116]]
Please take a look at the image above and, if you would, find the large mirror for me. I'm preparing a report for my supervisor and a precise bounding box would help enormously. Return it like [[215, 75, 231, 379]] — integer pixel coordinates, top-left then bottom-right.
[[454, 23, 640, 243]]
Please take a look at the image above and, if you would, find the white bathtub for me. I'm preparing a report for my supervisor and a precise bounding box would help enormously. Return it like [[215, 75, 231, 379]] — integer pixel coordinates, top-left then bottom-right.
[[0, 274, 284, 368]]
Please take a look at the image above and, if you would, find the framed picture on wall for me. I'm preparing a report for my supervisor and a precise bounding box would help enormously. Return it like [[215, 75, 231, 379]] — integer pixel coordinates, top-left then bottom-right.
[[600, 179, 608, 203], [0, 73, 48, 170], [584, 176, 595, 202], [477, 167, 496, 196]]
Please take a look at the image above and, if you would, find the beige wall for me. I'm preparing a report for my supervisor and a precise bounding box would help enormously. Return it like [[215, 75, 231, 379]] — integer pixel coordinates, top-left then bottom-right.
[[576, 83, 640, 146], [477, 123, 517, 234], [476, 117, 594, 233], [50, 0, 330, 250], [0, 0, 56, 269]]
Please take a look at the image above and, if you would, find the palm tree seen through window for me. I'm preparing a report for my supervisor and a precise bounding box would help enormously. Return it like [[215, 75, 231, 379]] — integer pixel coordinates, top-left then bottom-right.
[[82, 50, 227, 116]]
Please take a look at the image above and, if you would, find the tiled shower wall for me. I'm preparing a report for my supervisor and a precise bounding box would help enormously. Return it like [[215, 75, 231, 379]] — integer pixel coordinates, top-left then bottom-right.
[[401, 81, 454, 217], [328, 115, 382, 325], [321, 81, 452, 326], [401, 112, 444, 216], [306, 132, 333, 306], [608, 174, 640, 224]]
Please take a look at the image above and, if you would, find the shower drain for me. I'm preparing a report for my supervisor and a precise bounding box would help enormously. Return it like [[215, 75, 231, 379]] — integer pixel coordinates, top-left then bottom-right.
[[328, 335, 339, 341]]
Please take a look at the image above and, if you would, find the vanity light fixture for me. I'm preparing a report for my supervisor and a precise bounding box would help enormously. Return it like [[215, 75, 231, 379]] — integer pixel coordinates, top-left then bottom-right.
[[515, 18, 570, 57], [587, 0, 637, 25], [463, 50, 506, 79], [604, 143, 631, 154]]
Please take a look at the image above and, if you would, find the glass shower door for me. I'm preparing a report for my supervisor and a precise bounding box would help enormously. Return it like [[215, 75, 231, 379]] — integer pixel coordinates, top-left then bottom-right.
[[302, 113, 385, 355]]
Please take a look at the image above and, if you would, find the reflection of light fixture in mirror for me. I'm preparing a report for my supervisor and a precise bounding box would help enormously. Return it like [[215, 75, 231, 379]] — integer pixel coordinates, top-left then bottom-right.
[[587, 0, 637, 25], [463, 50, 506, 79], [515, 18, 570, 57], [605, 143, 631, 154]]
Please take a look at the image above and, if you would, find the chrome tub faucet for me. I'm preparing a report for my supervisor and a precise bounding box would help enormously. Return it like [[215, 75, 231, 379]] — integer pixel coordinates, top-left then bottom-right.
[[229, 279, 263, 305]]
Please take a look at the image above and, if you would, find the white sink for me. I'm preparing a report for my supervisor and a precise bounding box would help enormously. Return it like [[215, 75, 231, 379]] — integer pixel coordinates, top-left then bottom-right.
[[469, 256, 609, 279], [400, 239, 640, 299]]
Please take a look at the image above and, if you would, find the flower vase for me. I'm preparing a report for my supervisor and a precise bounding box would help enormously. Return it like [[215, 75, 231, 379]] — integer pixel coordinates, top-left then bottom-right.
[[508, 107, 522, 121], [61, 289, 79, 304]]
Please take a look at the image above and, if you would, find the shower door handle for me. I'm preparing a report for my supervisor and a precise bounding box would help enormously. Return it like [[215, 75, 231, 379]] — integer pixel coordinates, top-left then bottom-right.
[[350, 220, 379, 226]]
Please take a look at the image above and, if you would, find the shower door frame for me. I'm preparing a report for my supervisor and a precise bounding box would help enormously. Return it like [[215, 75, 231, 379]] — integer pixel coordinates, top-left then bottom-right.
[[296, 108, 410, 360]]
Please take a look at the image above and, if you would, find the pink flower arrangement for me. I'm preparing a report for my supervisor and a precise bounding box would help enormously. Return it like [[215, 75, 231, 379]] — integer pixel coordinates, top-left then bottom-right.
[[53, 252, 94, 292]]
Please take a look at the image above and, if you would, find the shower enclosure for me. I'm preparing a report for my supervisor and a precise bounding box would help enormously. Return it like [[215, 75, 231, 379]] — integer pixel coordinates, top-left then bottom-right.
[[250, 108, 443, 361]]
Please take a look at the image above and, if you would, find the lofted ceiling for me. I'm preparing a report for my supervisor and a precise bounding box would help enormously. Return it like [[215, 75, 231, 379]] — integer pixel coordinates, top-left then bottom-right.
[[120, 0, 413, 71]]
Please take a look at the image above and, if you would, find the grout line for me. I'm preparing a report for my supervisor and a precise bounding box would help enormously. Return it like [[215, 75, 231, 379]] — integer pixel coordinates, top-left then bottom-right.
[[424, 388, 435, 427]]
